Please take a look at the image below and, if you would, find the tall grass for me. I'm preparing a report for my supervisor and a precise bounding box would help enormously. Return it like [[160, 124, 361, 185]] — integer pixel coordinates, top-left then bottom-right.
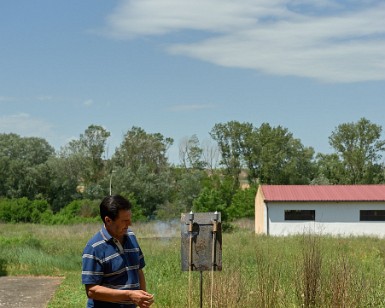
[[0, 221, 385, 307]]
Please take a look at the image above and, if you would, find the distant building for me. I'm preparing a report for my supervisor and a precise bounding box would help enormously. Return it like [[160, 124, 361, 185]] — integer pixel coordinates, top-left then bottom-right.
[[255, 185, 385, 237]]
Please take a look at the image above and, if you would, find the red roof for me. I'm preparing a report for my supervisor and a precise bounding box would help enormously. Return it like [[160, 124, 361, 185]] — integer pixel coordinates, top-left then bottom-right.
[[261, 185, 385, 202]]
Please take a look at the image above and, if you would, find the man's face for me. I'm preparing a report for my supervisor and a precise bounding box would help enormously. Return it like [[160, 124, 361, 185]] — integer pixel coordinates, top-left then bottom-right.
[[105, 209, 132, 239]]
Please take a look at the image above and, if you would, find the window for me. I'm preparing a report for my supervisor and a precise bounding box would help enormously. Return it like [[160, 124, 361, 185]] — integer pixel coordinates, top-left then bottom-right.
[[360, 210, 385, 221], [285, 210, 315, 221]]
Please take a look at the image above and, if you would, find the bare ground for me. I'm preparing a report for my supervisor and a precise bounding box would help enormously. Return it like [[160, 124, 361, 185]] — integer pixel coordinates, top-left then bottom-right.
[[0, 276, 63, 308]]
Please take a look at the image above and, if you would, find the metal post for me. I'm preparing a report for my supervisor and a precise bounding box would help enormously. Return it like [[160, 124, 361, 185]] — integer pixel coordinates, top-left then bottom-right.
[[211, 211, 218, 271], [200, 271, 203, 308], [109, 170, 115, 195], [188, 211, 194, 271], [188, 211, 194, 308], [210, 211, 218, 308]]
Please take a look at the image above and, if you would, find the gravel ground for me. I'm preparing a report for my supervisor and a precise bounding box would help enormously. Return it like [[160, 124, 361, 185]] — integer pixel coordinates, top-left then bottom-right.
[[0, 276, 63, 308]]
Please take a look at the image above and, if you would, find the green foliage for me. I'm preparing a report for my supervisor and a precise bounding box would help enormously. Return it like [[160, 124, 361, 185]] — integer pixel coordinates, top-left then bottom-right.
[[110, 165, 173, 218], [329, 117, 385, 184], [193, 173, 250, 221], [247, 123, 316, 184], [314, 153, 345, 184], [178, 134, 207, 169], [120, 192, 147, 222], [154, 201, 184, 220], [110, 127, 174, 217], [210, 121, 254, 185], [54, 199, 99, 222], [0, 133, 54, 165], [209, 121, 317, 185], [0, 133, 55, 199], [0, 194, 147, 226], [45, 156, 82, 212], [0, 119, 385, 224], [0, 198, 52, 223], [192, 187, 227, 219], [113, 126, 173, 173], [171, 168, 207, 211], [60, 125, 110, 186], [226, 185, 257, 220]]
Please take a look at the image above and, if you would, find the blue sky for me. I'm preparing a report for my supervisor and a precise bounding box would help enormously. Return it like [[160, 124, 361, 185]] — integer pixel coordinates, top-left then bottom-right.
[[1, 0, 384, 163]]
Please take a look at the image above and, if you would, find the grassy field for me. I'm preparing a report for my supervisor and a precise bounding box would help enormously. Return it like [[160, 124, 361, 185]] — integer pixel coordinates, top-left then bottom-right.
[[0, 220, 385, 307]]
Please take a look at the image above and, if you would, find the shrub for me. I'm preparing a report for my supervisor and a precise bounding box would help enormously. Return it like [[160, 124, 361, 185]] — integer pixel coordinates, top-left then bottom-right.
[[0, 198, 52, 223], [0, 196, 147, 225], [49, 199, 99, 224], [226, 186, 257, 220]]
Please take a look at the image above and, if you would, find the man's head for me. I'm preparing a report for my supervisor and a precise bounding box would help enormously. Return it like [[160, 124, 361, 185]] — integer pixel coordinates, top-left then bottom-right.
[[100, 195, 132, 239], [100, 195, 132, 222]]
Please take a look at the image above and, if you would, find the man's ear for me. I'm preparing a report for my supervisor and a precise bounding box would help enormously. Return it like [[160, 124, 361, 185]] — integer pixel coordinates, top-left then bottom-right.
[[105, 216, 112, 224]]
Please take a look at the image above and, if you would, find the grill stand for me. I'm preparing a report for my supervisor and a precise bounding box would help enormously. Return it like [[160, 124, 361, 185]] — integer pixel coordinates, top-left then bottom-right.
[[181, 212, 222, 308]]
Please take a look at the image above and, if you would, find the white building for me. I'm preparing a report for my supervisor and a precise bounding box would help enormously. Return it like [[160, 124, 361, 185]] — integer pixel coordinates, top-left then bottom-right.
[[255, 185, 385, 237]]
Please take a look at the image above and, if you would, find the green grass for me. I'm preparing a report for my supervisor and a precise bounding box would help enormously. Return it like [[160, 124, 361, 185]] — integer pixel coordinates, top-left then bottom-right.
[[1, 221, 385, 307]]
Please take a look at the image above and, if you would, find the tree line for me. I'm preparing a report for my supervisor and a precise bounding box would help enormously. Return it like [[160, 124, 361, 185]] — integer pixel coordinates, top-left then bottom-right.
[[0, 117, 384, 224]]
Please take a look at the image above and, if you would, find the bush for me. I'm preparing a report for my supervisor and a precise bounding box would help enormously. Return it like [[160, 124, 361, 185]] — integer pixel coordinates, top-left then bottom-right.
[[49, 199, 99, 224], [121, 193, 147, 222], [0, 196, 147, 225], [0, 198, 52, 223], [226, 186, 257, 220]]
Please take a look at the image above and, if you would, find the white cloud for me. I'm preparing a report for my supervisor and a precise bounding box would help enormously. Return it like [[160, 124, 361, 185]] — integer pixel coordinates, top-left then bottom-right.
[[105, 0, 290, 38], [104, 0, 385, 82], [0, 113, 54, 138]]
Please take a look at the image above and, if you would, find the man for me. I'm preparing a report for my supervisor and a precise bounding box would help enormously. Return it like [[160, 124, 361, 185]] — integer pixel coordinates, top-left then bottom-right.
[[82, 195, 154, 307]]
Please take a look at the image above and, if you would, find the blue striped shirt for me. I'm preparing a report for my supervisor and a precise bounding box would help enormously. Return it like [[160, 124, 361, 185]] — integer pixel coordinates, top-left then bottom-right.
[[82, 225, 145, 308]]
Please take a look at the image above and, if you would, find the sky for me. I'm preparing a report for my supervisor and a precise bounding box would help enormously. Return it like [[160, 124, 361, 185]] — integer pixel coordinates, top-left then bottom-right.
[[1, 0, 384, 163]]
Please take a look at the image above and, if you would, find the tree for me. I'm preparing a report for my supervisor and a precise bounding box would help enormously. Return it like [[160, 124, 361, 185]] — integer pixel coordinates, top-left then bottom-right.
[[171, 167, 207, 212], [111, 127, 174, 217], [245, 123, 315, 184], [193, 173, 235, 221], [313, 153, 345, 184], [226, 185, 258, 220], [0, 133, 54, 165], [59, 125, 111, 186], [45, 156, 82, 212], [0, 133, 55, 199], [329, 118, 385, 184], [201, 139, 220, 172], [210, 121, 254, 187], [113, 126, 173, 174], [178, 135, 206, 170]]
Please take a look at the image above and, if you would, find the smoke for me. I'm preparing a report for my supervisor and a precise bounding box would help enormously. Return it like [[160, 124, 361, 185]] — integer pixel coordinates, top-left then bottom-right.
[[152, 220, 179, 238]]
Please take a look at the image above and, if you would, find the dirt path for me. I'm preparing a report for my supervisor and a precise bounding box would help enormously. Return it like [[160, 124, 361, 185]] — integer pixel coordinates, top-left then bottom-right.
[[0, 276, 63, 308]]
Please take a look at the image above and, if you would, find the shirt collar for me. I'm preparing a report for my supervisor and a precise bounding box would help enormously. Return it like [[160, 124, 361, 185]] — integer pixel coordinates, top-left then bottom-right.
[[100, 225, 129, 243], [100, 225, 113, 242]]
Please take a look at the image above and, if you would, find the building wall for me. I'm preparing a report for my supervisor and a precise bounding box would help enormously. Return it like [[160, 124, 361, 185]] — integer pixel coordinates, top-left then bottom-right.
[[254, 187, 266, 234], [266, 202, 385, 237]]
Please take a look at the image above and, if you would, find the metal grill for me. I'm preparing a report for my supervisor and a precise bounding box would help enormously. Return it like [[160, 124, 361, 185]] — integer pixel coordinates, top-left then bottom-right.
[[181, 212, 222, 308], [181, 212, 222, 271]]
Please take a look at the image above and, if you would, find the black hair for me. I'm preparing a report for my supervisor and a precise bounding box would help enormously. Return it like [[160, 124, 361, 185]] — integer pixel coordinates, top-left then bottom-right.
[[99, 195, 132, 223]]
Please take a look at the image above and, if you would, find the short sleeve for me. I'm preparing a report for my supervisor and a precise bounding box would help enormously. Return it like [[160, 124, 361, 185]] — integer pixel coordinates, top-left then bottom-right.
[[139, 246, 145, 269], [82, 243, 104, 285]]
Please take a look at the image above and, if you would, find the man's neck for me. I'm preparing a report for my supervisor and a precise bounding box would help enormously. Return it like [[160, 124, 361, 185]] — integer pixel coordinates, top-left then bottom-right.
[[104, 225, 124, 244]]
